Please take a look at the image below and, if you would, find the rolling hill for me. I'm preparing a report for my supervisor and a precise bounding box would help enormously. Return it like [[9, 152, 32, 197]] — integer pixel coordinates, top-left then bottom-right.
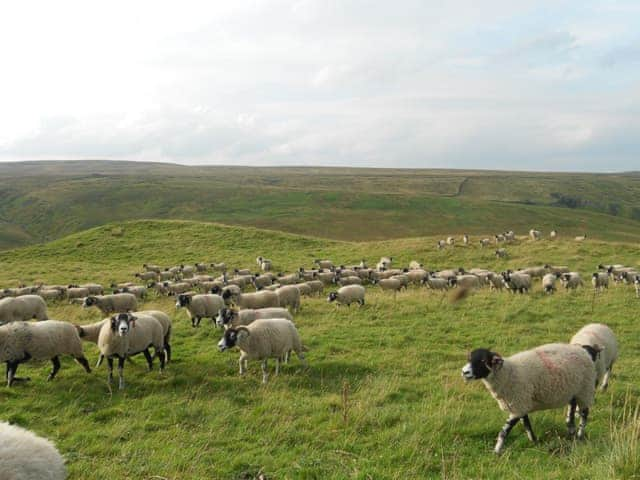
[[0, 161, 639, 250]]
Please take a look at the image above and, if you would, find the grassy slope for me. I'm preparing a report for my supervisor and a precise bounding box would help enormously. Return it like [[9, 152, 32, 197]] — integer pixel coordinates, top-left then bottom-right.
[[1, 220, 640, 479], [1, 162, 640, 249]]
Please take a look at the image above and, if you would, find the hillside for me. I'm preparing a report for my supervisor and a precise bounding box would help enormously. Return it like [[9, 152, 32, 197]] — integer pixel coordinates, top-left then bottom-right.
[[1, 161, 640, 249], [1, 220, 639, 479]]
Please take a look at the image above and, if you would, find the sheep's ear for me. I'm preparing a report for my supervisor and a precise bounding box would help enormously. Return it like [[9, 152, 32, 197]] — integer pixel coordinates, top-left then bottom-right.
[[490, 353, 503, 368]]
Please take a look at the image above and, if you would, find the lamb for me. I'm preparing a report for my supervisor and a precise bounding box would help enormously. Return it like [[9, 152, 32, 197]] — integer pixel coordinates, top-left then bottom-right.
[[216, 307, 293, 329], [97, 312, 165, 390], [570, 323, 618, 391], [176, 293, 225, 328], [591, 272, 609, 292], [495, 248, 507, 258], [275, 285, 301, 313], [501, 271, 531, 293], [529, 229, 541, 241], [223, 289, 280, 310], [541, 273, 557, 294], [479, 238, 491, 248], [560, 272, 583, 290], [82, 293, 138, 315], [462, 343, 597, 454], [217, 318, 306, 383], [0, 295, 49, 324], [0, 320, 92, 386], [327, 285, 365, 307], [575, 234, 587, 242], [0, 421, 67, 480]]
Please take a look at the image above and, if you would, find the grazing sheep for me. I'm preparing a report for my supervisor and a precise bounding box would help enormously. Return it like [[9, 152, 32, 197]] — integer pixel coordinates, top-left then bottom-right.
[[545, 264, 570, 275], [277, 272, 301, 286], [176, 293, 225, 328], [570, 323, 618, 391], [550, 230, 557, 239], [216, 307, 293, 329], [252, 274, 274, 291], [195, 262, 208, 273], [541, 273, 557, 294], [305, 280, 324, 296], [224, 289, 280, 310], [327, 285, 365, 307], [67, 287, 89, 300], [275, 286, 301, 313], [80, 283, 104, 295], [422, 275, 449, 290], [409, 261, 423, 270], [591, 272, 609, 292], [450, 274, 480, 290], [337, 276, 362, 287], [437, 239, 446, 250], [375, 277, 404, 296], [260, 259, 273, 271], [517, 266, 546, 279], [135, 271, 157, 282], [293, 283, 313, 297], [407, 269, 428, 285], [575, 234, 587, 242], [487, 272, 506, 291], [0, 421, 67, 480], [529, 229, 541, 241], [37, 288, 65, 302], [217, 318, 306, 383], [82, 294, 138, 315], [0, 295, 48, 324], [463, 234, 469, 245], [315, 271, 336, 285], [462, 343, 597, 454], [117, 285, 147, 300], [560, 272, 583, 290], [479, 238, 491, 248], [501, 271, 531, 293], [504, 231, 516, 242], [0, 320, 92, 386], [447, 236, 455, 246], [495, 248, 507, 259], [164, 281, 191, 296], [143, 263, 162, 273], [495, 234, 506, 243], [180, 264, 196, 278], [211, 284, 242, 303], [314, 259, 334, 270], [98, 312, 165, 390], [210, 262, 227, 272]]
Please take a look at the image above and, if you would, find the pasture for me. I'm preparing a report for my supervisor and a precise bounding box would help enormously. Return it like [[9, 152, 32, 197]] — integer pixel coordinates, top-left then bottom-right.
[[1, 220, 639, 479]]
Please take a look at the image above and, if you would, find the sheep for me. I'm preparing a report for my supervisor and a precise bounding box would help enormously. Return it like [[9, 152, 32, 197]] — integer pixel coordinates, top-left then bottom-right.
[[135, 271, 157, 282], [210, 262, 227, 272], [314, 259, 334, 270], [67, 287, 89, 300], [518, 266, 546, 279], [550, 230, 557, 239], [504, 231, 516, 242], [211, 284, 242, 303], [176, 293, 225, 328], [275, 285, 301, 313], [337, 276, 362, 287], [216, 307, 293, 329], [0, 421, 67, 480], [591, 272, 609, 292], [276, 272, 301, 286], [634, 275, 640, 298], [252, 274, 274, 291], [437, 239, 446, 250], [495, 234, 506, 243], [82, 293, 138, 315], [293, 283, 313, 297], [37, 288, 65, 302], [409, 261, 423, 270], [143, 263, 162, 273], [195, 262, 208, 273], [575, 234, 587, 242], [422, 275, 449, 290], [255, 257, 272, 271], [80, 283, 104, 295], [223, 289, 280, 310], [163, 281, 191, 296], [298, 268, 318, 281], [570, 323, 618, 391], [560, 272, 583, 290], [462, 343, 597, 454], [316, 271, 336, 285], [529, 229, 541, 241], [479, 238, 491, 248], [116, 285, 147, 300], [450, 274, 480, 290], [545, 264, 570, 275], [375, 277, 404, 296], [435, 269, 463, 281], [0, 295, 48, 324], [407, 269, 428, 285], [0, 320, 92, 386], [541, 273, 557, 294], [217, 318, 306, 383], [487, 272, 506, 291], [501, 271, 531, 293], [446, 236, 455, 246], [327, 285, 365, 307], [463, 234, 469, 245], [98, 312, 165, 390], [495, 248, 507, 258]]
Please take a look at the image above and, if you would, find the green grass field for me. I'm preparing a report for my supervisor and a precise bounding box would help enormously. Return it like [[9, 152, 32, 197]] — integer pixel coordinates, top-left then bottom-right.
[[1, 161, 640, 249], [1, 220, 639, 479]]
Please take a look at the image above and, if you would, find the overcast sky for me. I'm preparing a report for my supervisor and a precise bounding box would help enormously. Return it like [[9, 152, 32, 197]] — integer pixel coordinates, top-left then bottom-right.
[[0, 1, 639, 171]]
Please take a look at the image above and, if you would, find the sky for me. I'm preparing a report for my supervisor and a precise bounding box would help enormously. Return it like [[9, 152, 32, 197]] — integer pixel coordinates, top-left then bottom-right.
[[0, 1, 639, 171]]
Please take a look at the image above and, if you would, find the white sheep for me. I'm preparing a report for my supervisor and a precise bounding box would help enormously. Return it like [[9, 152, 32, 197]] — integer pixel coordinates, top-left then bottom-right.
[[67, 287, 89, 300], [97, 312, 166, 390], [216, 306, 293, 329], [422, 275, 449, 290], [560, 272, 583, 290], [275, 285, 301, 313], [0, 421, 67, 480], [450, 274, 480, 290], [550, 230, 557, 239], [501, 271, 531, 293], [223, 290, 280, 310], [82, 293, 138, 315], [0, 295, 48, 324], [437, 239, 446, 250], [495, 248, 507, 258], [135, 271, 158, 282], [327, 285, 365, 307], [575, 234, 587, 242], [0, 320, 92, 386], [570, 323, 618, 390], [217, 318, 307, 383], [463, 234, 469, 245], [541, 273, 557, 294], [479, 238, 491, 248], [529, 229, 541, 241], [143, 263, 162, 273], [462, 343, 597, 454], [591, 272, 609, 291], [409, 261, 423, 270], [375, 277, 404, 297], [176, 293, 225, 327]]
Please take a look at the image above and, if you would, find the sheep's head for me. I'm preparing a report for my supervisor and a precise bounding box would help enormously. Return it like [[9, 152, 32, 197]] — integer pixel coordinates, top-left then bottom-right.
[[215, 307, 236, 328], [327, 292, 338, 302], [581, 344, 603, 362], [217, 326, 249, 351], [82, 296, 97, 308], [111, 313, 136, 337], [176, 294, 191, 308], [462, 349, 503, 381]]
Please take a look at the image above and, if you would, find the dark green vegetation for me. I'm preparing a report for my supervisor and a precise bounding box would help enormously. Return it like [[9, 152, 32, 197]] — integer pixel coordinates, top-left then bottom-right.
[[1, 220, 639, 478], [1, 161, 639, 249]]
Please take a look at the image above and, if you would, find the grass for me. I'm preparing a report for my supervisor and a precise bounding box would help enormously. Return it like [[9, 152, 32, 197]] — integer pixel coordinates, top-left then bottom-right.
[[1, 161, 640, 249], [0, 220, 640, 478]]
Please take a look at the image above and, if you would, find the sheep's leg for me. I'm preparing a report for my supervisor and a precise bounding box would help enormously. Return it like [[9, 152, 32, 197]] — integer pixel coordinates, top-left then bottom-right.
[[275, 358, 280, 376], [74, 356, 92, 373], [157, 348, 166, 373], [239, 353, 248, 375], [566, 398, 577, 436], [96, 354, 104, 368], [522, 415, 537, 442], [143, 349, 154, 371], [577, 407, 589, 439], [164, 342, 172, 363], [601, 366, 612, 390], [494, 416, 520, 454], [107, 357, 114, 384], [47, 356, 61, 381], [261, 359, 269, 384], [191, 316, 197, 328], [118, 356, 126, 390], [359, 298, 365, 306]]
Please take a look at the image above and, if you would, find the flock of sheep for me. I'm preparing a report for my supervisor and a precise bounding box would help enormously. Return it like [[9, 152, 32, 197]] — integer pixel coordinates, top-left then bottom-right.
[[0, 230, 633, 477]]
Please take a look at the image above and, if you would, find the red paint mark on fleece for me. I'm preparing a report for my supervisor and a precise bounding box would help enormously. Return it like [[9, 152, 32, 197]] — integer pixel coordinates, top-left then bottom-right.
[[536, 350, 558, 373]]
